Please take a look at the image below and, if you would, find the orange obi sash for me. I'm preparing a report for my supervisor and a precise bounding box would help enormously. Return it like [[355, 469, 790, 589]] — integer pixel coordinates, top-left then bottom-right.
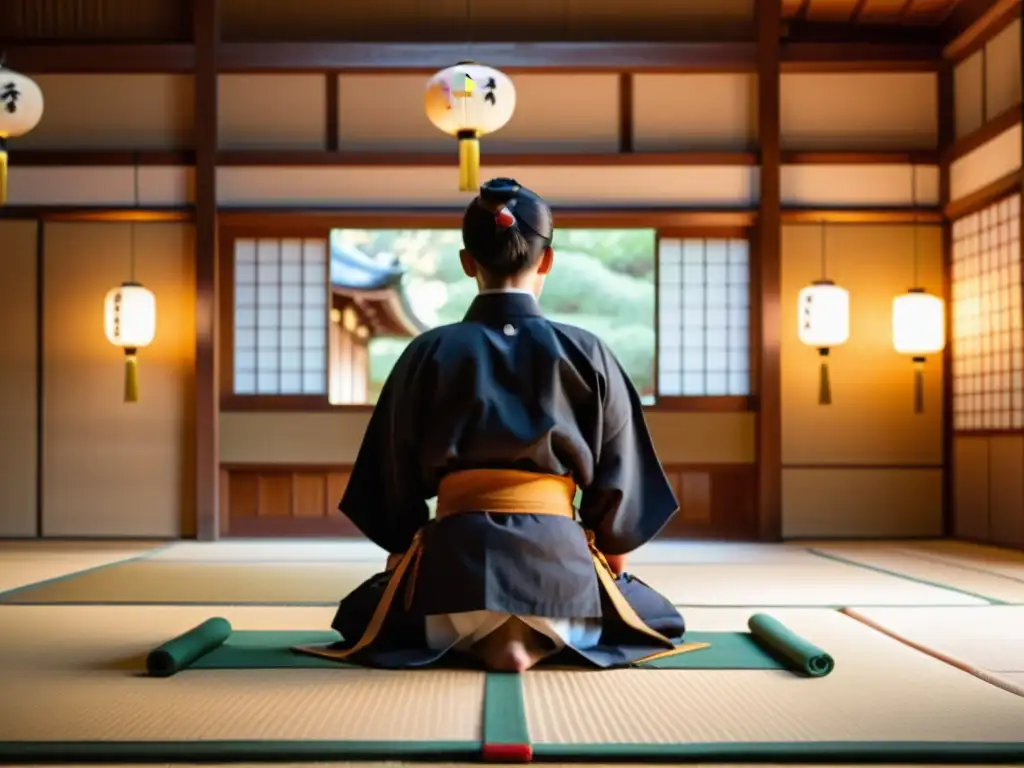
[[299, 469, 707, 664]]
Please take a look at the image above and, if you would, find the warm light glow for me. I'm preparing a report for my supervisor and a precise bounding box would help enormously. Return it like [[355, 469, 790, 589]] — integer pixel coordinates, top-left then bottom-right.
[[424, 63, 516, 137], [342, 307, 358, 332], [893, 289, 945, 355], [104, 283, 156, 348], [797, 281, 850, 348], [0, 67, 45, 139]]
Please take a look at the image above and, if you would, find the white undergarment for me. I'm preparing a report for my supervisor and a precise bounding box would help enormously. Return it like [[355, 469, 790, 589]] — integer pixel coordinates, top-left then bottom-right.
[[425, 610, 603, 652]]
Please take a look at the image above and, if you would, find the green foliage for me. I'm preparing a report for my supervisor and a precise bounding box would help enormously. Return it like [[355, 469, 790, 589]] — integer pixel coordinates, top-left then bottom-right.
[[347, 228, 656, 401]]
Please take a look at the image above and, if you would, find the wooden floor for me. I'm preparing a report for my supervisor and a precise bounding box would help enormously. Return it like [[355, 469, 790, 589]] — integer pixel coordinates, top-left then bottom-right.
[[0, 537, 1022, 766]]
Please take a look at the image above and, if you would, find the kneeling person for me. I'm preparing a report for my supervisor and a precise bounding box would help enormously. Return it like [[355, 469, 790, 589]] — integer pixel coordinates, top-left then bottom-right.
[[315, 178, 687, 671]]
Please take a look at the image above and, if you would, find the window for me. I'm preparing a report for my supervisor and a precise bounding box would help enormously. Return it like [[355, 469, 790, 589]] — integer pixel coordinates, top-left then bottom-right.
[[657, 237, 750, 396], [952, 194, 1023, 431], [227, 228, 752, 409], [232, 238, 329, 396]]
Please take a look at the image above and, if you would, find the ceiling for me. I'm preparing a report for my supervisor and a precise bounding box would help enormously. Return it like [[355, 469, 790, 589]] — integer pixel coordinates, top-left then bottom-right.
[[782, 0, 968, 25]]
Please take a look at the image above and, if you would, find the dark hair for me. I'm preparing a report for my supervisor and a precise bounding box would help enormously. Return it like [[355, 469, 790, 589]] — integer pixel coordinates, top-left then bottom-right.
[[461, 178, 554, 278]]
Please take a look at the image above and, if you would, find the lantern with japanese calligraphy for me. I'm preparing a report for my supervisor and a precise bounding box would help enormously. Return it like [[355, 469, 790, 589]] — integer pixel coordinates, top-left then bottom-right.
[[797, 223, 850, 405], [0, 64, 45, 206], [104, 283, 156, 403], [425, 63, 516, 192]]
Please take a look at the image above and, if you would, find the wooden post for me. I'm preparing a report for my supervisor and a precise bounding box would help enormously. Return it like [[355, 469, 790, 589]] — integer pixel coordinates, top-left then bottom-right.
[[194, 0, 220, 541], [938, 60, 955, 537], [755, 0, 783, 541]]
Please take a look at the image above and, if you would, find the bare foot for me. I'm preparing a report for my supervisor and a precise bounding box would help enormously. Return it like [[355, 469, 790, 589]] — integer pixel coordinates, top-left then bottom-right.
[[470, 618, 555, 672]]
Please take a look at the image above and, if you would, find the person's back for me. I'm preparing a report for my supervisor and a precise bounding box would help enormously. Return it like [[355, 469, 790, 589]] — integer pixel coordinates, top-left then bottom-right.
[[312, 178, 690, 672]]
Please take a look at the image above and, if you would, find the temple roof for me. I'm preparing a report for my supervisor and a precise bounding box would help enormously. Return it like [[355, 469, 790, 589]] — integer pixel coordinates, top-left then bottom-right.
[[329, 234, 429, 337]]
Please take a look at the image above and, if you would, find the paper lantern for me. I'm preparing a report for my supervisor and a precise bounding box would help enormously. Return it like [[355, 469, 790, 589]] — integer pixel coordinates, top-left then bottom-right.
[[893, 288, 945, 414], [425, 62, 516, 192], [104, 282, 157, 403], [798, 280, 850, 405], [0, 66, 45, 206]]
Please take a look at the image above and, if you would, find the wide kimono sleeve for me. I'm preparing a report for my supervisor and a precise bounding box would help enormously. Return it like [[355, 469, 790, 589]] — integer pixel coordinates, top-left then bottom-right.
[[577, 345, 679, 555], [338, 339, 433, 554]]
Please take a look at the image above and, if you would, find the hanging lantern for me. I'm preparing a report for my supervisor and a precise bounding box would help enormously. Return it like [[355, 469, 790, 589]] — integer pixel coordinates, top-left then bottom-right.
[[893, 288, 945, 414], [104, 283, 157, 403], [0, 65, 45, 206], [425, 62, 516, 192], [798, 280, 850, 405]]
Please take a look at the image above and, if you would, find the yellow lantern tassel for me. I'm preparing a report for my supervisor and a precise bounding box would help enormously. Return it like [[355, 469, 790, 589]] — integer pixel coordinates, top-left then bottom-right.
[[124, 349, 140, 404], [457, 130, 480, 192], [912, 356, 925, 414], [0, 138, 8, 207], [818, 348, 832, 405]]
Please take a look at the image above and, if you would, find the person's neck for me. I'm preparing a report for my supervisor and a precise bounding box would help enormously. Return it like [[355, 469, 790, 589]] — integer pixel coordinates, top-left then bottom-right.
[[478, 285, 535, 295]]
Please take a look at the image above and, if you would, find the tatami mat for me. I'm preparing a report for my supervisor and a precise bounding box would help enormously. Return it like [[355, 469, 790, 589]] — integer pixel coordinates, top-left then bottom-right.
[[148, 539, 822, 565], [844, 606, 1024, 698], [522, 608, 1024, 745], [900, 540, 1024, 582], [809, 545, 1024, 603], [0, 543, 159, 594], [0, 553, 988, 607], [0, 604, 482, 743], [634, 560, 986, 606]]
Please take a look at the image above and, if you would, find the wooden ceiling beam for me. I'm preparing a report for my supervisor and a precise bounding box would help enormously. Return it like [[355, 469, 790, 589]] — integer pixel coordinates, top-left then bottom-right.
[[2, 37, 944, 75]]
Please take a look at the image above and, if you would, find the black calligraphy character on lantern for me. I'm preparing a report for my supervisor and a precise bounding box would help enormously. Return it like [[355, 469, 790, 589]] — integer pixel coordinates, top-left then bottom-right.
[[484, 77, 497, 105], [1, 82, 20, 114]]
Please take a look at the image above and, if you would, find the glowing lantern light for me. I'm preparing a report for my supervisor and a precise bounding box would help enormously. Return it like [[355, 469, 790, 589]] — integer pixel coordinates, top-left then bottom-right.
[[893, 288, 945, 414], [104, 282, 156, 403], [798, 281, 850, 405], [0, 64, 45, 206], [425, 62, 516, 191]]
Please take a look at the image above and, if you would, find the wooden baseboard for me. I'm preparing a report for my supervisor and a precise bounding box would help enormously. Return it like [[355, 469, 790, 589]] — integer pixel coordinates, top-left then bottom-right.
[[219, 462, 758, 540]]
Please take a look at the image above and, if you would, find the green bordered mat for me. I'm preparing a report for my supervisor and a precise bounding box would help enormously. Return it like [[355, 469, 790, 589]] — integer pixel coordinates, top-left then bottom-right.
[[3, 614, 1023, 764]]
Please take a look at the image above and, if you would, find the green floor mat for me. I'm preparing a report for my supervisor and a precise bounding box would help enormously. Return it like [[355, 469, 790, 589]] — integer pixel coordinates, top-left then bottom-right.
[[146, 613, 834, 678]]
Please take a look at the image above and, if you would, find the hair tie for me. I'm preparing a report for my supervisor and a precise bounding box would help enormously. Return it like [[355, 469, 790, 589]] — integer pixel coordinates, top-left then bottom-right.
[[494, 206, 516, 230]]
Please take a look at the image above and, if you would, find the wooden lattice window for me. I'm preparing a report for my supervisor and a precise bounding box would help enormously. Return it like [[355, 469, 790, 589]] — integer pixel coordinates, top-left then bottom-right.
[[952, 194, 1023, 431]]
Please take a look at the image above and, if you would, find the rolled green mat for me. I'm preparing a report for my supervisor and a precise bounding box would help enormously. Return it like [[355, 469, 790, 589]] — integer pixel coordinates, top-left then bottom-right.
[[747, 613, 835, 677], [146, 617, 233, 677]]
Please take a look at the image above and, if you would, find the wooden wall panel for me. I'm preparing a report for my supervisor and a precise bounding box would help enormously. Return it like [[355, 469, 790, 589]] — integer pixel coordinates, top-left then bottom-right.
[[0, 222, 38, 538], [8, 167, 194, 208], [949, 123, 1023, 202], [222, 463, 758, 540], [337, 74, 620, 154], [220, 411, 756, 466], [985, 19, 1023, 123], [632, 74, 757, 152], [781, 468, 943, 538], [13, 76, 195, 151], [781, 225, 944, 466], [954, 52, 985, 139], [216, 166, 756, 207], [218, 75, 327, 151], [780, 164, 940, 207], [780, 73, 938, 150], [953, 437, 1024, 548], [41, 222, 196, 538]]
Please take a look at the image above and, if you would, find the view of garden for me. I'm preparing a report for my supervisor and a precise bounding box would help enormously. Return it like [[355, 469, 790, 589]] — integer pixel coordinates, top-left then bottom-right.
[[330, 228, 657, 403]]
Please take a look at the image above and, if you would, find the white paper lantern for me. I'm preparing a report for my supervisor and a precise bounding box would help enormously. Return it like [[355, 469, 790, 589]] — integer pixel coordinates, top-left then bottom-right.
[[0, 66, 46, 206], [104, 282, 157, 403], [425, 63, 516, 192], [893, 288, 945, 414], [893, 289, 945, 356], [798, 280, 850, 348], [797, 280, 850, 405]]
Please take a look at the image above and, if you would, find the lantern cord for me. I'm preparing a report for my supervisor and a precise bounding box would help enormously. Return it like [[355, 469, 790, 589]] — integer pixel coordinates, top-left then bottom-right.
[[910, 163, 919, 287], [819, 220, 827, 279], [129, 162, 140, 282]]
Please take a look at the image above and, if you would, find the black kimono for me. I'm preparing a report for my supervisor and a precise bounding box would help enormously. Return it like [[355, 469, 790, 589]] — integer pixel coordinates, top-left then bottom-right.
[[322, 291, 686, 668]]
